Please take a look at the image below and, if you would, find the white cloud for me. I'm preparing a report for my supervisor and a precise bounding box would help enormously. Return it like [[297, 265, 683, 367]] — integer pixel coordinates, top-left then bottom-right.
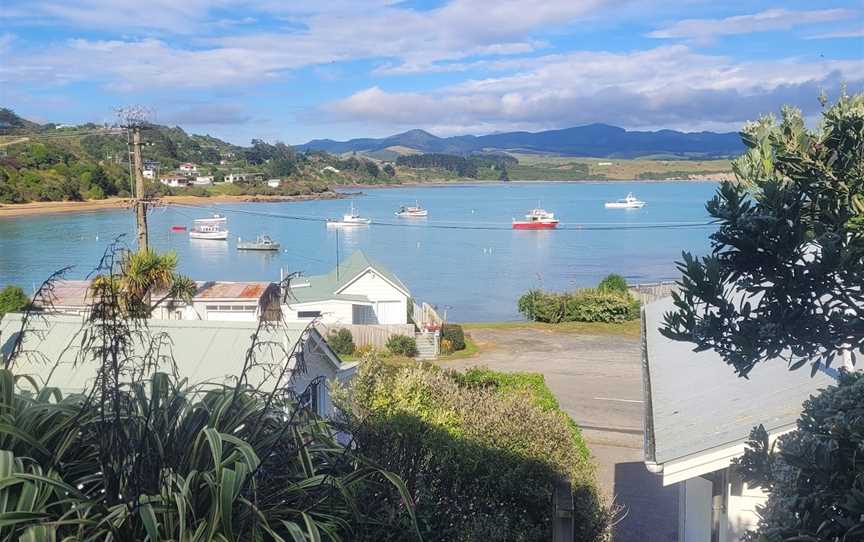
[[648, 8, 853, 40], [806, 28, 864, 39], [324, 46, 864, 133]]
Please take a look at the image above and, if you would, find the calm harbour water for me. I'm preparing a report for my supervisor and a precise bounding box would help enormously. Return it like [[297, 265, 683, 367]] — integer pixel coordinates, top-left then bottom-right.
[[0, 181, 719, 321]]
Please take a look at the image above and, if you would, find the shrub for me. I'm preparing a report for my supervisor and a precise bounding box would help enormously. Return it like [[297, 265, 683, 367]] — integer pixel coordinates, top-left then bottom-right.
[[598, 273, 628, 293], [440, 323, 466, 351], [440, 338, 454, 355], [0, 285, 28, 319], [517, 288, 639, 323], [735, 371, 864, 541], [386, 334, 418, 357], [336, 359, 610, 541], [327, 328, 355, 356]]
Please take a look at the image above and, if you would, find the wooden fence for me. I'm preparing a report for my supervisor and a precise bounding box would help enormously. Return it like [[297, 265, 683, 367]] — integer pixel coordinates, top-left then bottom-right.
[[628, 281, 679, 305], [316, 323, 415, 349]]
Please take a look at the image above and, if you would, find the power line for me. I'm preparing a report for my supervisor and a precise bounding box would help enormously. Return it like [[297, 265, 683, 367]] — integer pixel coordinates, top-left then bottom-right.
[[168, 202, 719, 232]]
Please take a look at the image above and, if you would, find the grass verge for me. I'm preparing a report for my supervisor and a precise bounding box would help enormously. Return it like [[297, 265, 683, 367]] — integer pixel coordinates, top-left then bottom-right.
[[461, 319, 641, 337]]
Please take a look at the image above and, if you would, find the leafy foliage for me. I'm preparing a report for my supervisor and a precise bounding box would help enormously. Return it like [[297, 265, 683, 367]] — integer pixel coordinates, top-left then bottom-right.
[[734, 372, 864, 541], [518, 288, 640, 323], [598, 273, 628, 293], [335, 358, 609, 541], [328, 328, 356, 356], [386, 334, 418, 357], [661, 93, 864, 376], [0, 286, 28, 319], [440, 324, 466, 352], [0, 248, 420, 541]]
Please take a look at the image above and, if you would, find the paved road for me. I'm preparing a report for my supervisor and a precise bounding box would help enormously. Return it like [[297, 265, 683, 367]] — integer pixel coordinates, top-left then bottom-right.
[[445, 327, 678, 541]]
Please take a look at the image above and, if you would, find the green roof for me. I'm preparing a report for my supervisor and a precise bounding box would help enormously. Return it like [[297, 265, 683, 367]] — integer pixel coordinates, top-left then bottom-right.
[[286, 251, 409, 305], [0, 313, 347, 394]]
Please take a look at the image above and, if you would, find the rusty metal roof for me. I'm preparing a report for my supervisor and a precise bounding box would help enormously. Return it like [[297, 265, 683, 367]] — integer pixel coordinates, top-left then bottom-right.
[[194, 282, 269, 300]]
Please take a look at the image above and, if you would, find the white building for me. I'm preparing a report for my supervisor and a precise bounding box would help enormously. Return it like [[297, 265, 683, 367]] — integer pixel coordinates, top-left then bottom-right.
[[267, 178, 281, 188], [194, 176, 214, 185], [160, 176, 190, 188], [178, 162, 198, 174], [283, 251, 410, 325], [641, 297, 838, 541], [0, 313, 355, 418]]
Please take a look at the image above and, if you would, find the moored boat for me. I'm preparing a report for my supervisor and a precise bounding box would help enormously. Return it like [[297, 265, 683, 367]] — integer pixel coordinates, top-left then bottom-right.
[[237, 234, 280, 251], [512, 208, 559, 229], [327, 202, 372, 226], [189, 215, 228, 240], [395, 202, 428, 218], [604, 193, 646, 209]]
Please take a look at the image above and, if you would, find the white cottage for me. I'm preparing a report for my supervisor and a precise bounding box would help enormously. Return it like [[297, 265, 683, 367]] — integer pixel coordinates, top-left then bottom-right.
[[641, 297, 838, 541], [283, 251, 410, 325], [0, 314, 355, 417]]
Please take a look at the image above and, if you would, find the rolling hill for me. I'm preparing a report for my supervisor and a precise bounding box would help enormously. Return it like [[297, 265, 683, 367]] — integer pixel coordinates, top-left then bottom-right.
[[297, 124, 744, 158]]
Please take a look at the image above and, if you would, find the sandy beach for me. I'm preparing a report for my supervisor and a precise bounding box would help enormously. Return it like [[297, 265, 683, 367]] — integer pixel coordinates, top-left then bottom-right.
[[0, 192, 346, 219]]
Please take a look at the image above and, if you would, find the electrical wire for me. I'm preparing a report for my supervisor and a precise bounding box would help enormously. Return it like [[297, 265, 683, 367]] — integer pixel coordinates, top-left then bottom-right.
[[167, 202, 719, 232]]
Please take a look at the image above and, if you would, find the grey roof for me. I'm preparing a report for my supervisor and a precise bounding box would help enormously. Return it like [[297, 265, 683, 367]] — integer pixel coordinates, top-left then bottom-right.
[[643, 297, 837, 464], [0, 313, 343, 394], [286, 251, 409, 305]]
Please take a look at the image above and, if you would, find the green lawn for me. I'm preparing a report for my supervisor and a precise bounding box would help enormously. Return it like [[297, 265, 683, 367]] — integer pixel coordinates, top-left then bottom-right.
[[460, 319, 641, 337]]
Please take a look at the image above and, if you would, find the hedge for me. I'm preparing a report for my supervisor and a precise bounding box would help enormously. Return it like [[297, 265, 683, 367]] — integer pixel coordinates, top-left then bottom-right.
[[518, 287, 640, 323], [336, 359, 610, 541]]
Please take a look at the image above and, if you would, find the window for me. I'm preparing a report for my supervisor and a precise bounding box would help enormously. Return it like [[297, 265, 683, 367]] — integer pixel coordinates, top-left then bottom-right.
[[297, 310, 321, 319]]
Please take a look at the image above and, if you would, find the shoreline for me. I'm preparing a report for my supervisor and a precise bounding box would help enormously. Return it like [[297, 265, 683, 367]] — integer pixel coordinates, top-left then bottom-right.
[[0, 192, 346, 219], [336, 176, 728, 190]]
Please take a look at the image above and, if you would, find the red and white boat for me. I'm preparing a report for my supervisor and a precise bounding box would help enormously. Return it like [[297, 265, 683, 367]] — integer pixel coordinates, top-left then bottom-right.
[[512, 208, 559, 229]]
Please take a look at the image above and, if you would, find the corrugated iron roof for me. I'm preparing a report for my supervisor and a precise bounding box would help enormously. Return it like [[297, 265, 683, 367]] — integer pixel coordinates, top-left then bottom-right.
[[195, 282, 269, 299], [643, 297, 837, 465]]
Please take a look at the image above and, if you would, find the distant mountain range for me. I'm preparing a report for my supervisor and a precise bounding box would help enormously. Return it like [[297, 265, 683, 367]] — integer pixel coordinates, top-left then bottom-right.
[[297, 124, 744, 159]]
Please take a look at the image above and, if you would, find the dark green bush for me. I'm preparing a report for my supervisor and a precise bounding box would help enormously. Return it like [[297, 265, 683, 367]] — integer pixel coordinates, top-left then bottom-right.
[[440, 324, 466, 351], [598, 273, 628, 293], [517, 288, 639, 323], [735, 371, 864, 541], [327, 328, 355, 356], [386, 334, 418, 357], [337, 359, 609, 541], [0, 285, 28, 319]]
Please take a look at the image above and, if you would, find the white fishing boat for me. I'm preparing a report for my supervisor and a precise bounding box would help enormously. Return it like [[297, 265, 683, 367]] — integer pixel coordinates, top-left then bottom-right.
[[237, 234, 280, 251], [395, 202, 428, 218], [326, 202, 372, 226], [604, 193, 646, 209], [189, 215, 228, 240]]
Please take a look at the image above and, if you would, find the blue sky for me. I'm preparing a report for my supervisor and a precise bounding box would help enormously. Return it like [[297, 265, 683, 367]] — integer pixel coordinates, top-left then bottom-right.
[[1, 0, 862, 145]]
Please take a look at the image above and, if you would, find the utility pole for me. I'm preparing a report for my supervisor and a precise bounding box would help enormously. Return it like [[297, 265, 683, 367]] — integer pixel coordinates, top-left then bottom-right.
[[117, 106, 152, 253], [131, 125, 148, 251]]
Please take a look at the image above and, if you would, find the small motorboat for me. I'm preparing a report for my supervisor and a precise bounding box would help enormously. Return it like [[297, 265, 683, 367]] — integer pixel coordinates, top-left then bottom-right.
[[237, 234, 280, 251], [395, 202, 428, 218], [327, 202, 372, 226], [604, 193, 646, 209], [170, 225, 187, 232], [512, 208, 559, 229], [189, 215, 228, 240]]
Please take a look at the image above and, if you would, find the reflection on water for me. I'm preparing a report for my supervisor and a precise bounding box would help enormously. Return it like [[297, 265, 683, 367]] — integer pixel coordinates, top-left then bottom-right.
[[0, 182, 718, 321]]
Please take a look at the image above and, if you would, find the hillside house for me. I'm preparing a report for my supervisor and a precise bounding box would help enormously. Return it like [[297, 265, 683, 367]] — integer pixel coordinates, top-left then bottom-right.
[[267, 178, 281, 188], [283, 251, 410, 325], [142, 159, 160, 179], [160, 175, 190, 188], [194, 175, 214, 185], [641, 297, 839, 541], [223, 172, 264, 184], [178, 162, 198, 174], [40, 280, 281, 323], [0, 314, 355, 417]]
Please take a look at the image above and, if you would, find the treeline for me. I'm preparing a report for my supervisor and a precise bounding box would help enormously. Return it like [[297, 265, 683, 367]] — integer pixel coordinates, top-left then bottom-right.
[[396, 153, 517, 178]]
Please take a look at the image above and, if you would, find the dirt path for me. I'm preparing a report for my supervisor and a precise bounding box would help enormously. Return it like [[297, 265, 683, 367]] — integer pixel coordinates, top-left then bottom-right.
[[444, 326, 677, 541]]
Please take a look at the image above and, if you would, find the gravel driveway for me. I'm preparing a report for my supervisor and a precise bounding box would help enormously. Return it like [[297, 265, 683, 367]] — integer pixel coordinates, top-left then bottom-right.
[[444, 326, 678, 542]]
